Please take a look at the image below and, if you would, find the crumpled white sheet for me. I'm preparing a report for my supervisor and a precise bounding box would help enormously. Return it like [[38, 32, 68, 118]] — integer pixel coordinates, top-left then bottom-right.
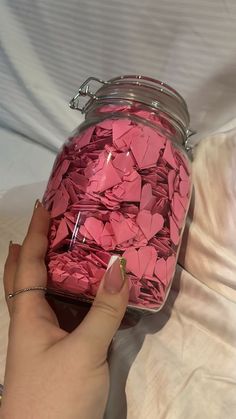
[[1, 0, 236, 150], [180, 130, 236, 302], [1, 128, 236, 418]]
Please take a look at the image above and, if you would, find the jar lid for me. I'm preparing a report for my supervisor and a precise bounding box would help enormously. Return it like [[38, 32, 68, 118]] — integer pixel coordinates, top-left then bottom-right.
[[70, 75, 192, 144]]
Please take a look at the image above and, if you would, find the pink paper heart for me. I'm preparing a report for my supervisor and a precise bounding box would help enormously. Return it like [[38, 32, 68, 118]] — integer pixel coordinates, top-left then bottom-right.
[[72, 125, 94, 149], [87, 159, 122, 193], [179, 164, 189, 181], [49, 159, 70, 191], [52, 218, 69, 249], [113, 123, 140, 151], [140, 183, 157, 211], [166, 255, 176, 285], [79, 225, 94, 240], [97, 119, 113, 130], [154, 255, 176, 286], [152, 197, 169, 217], [169, 216, 180, 245], [163, 140, 178, 169], [171, 192, 186, 222], [179, 180, 190, 197], [112, 151, 134, 175], [110, 216, 138, 245], [64, 179, 79, 203], [83, 217, 104, 245], [100, 222, 116, 250], [112, 119, 132, 142], [112, 170, 141, 202], [168, 170, 176, 200], [123, 246, 157, 279], [70, 172, 88, 192], [51, 189, 69, 218], [130, 129, 162, 169], [154, 258, 166, 284], [136, 210, 164, 241]]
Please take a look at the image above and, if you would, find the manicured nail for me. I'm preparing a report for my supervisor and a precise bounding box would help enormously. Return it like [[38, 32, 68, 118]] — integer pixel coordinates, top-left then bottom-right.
[[34, 199, 41, 209], [104, 255, 126, 294]]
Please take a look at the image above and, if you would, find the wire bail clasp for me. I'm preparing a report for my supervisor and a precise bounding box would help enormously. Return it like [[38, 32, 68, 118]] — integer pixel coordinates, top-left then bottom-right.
[[69, 77, 107, 113], [184, 128, 197, 152]]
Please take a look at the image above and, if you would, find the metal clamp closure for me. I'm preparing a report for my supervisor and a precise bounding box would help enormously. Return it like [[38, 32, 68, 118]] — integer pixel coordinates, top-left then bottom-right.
[[69, 77, 107, 112]]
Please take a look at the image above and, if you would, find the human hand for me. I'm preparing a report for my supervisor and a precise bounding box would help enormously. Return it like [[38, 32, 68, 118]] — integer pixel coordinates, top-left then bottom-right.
[[0, 201, 128, 419]]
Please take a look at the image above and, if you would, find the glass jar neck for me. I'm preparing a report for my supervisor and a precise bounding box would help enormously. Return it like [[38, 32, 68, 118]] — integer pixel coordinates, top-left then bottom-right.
[[70, 75, 191, 146]]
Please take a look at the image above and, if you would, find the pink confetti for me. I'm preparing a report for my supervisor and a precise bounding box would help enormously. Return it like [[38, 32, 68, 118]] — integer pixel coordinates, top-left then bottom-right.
[[154, 258, 166, 284], [171, 192, 186, 225], [83, 217, 104, 245], [170, 216, 180, 245], [110, 212, 139, 245], [51, 189, 69, 218], [136, 210, 164, 241], [179, 164, 189, 181], [163, 140, 178, 169], [168, 170, 176, 200], [112, 170, 141, 202], [100, 222, 116, 251], [123, 246, 156, 279], [179, 179, 190, 197], [140, 183, 157, 211], [154, 255, 176, 287], [72, 125, 95, 149], [87, 156, 122, 193], [112, 119, 132, 143], [130, 128, 164, 169], [113, 124, 140, 151], [52, 218, 69, 249], [44, 104, 191, 310], [112, 151, 134, 175]]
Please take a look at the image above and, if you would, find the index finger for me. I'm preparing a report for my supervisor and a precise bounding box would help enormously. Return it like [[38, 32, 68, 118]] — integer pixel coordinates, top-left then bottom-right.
[[12, 200, 50, 312], [3, 243, 21, 315], [20, 200, 50, 263]]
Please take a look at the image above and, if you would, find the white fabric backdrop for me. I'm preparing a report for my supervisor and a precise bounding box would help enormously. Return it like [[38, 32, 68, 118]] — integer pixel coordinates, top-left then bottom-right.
[[1, 0, 236, 151]]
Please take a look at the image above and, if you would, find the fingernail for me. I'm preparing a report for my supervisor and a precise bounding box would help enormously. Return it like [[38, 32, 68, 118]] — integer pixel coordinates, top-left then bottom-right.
[[34, 199, 42, 209], [9, 240, 13, 248], [104, 255, 126, 294]]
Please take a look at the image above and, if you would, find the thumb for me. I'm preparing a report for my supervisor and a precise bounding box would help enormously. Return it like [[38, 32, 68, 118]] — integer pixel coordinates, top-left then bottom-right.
[[70, 256, 129, 359]]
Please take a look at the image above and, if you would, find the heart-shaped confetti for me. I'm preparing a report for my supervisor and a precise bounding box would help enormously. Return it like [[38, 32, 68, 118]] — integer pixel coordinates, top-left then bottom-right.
[[123, 246, 156, 279], [136, 210, 164, 241], [44, 104, 191, 310], [140, 183, 157, 211]]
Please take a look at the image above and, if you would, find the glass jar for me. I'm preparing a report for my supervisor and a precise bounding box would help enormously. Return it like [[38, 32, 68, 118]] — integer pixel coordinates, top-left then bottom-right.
[[43, 75, 192, 314]]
